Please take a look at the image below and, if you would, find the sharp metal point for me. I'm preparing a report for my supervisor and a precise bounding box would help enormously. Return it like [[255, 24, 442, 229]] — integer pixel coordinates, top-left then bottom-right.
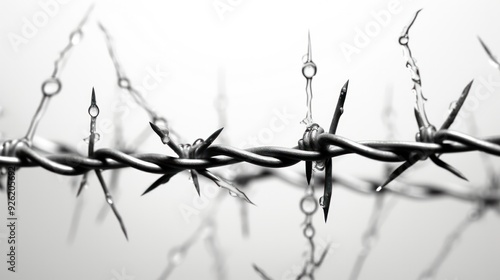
[[76, 173, 87, 197], [200, 169, 255, 205], [95, 170, 128, 240], [91, 87, 96, 106], [205, 127, 224, 146], [378, 156, 419, 191], [329, 79, 349, 134], [430, 155, 468, 181], [307, 30, 312, 62], [149, 121, 170, 144], [306, 161, 312, 185], [142, 172, 176, 196], [196, 127, 224, 156], [342, 79, 349, 92], [323, 158, 332, 222], [191, 169, 201, 196], [478, 36, 500, 67], [440, 80, 473, 130]]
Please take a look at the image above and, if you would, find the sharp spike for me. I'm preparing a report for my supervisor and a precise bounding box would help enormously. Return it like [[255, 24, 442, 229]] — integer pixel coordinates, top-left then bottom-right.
[[378, 156, 419, 191], [142, 172, 177, 196], [478, 36, 500, 67], [91, 87, 96, 106], [76, 172, 88, 197], [307, 30, 312, 62], [195, 127, 224, 156], [440, 80, 474, 130], [191, 169, 201, 196], [429, 155, 468, 181], [95, 170, 128, 240], [329, 79, 349, 134], [306, 161, 312, 185], [200, 169, 254, 205], [322, 158, 333, 222]]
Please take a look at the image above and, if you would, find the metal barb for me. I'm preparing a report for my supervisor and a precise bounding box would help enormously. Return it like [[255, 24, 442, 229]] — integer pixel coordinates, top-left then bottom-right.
[[191, 169, 201, 196], [253, 264, 274, 280], [142, 172, 178, 196], [440, 80, 474, 130], [149, 121, 183, 157], [200, 169, 254, 205], [329, 80, 349, 134], [98, 22, 161, 121], [379, 10, 469, 191], [322, 80, 350, 222], [478, 36, 500, 70], [400, 9, 429, 128], [195, 128, 224, 156], [301, 31, 317, 126], [24, 6, 94, 144], [81, 88, 127, 240], [95, 169, 128, 240]]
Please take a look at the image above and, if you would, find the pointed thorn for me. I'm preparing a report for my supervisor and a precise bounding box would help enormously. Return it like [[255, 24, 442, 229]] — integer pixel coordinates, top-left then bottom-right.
[[323, 208, 329, 222], [329, 80, 349, 134], [95, 170, 128, 241], [191, 169, 201, 196], [477, 36, 500, 66], [200, 169, 255, 205], [379, 157, 418, 190], [141, 173, 176, 196], [430, 155, 468, 181], [76, 173, 87, 197], [307, 30, 312, 62], [306, 161, 312, 184], [205, 127, 224, 145], [149, 121, 170, 145], [323, 158, 332, 223], [342, 79, 349, 93], [196, 127, 224, 155], [91, 87, 96, 105], [441, 80, 473, 130]]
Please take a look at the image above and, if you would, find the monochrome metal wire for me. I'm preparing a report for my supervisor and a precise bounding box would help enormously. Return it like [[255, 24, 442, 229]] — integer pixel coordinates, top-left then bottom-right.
[[2, 7, 500, 280]]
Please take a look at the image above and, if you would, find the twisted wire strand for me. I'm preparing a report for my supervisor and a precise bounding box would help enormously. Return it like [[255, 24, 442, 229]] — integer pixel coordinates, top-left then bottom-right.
[[3, 131, 500, 204]]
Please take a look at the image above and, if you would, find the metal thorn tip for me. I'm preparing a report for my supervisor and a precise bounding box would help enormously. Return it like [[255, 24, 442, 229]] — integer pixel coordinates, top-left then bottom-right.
[[307, 30, 312, 62], [478, 36, 490, 54], [376, 186, 382, 192], [91, 87, 96, 105], [342, 79, 349, 93]]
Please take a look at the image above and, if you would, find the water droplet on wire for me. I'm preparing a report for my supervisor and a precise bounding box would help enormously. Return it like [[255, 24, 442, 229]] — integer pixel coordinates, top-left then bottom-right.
[[89, 105, 99, 117], [228, 190, 237, 197], [70, 30, 83, 45], [319, 196, 325, 207], [300, 195, 318, 215], [449, 101, 457, 111], [399, 35, 409, 45], [169, 249, 185, 265], [304, 225, 315, 238], [302, 54, 309, 63], [302, 63, 317, 79]]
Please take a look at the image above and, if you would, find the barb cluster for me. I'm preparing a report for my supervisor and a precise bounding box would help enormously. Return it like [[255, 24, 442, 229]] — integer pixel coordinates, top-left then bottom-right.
[[2, 7, 500, 280]]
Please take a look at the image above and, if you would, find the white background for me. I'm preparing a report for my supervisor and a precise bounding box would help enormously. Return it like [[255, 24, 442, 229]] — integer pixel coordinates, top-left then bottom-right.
[[1, 0, 500, 279]]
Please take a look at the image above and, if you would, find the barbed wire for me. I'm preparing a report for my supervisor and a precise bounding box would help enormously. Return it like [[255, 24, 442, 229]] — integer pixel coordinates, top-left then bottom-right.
[[2, 6, 500, 279]]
